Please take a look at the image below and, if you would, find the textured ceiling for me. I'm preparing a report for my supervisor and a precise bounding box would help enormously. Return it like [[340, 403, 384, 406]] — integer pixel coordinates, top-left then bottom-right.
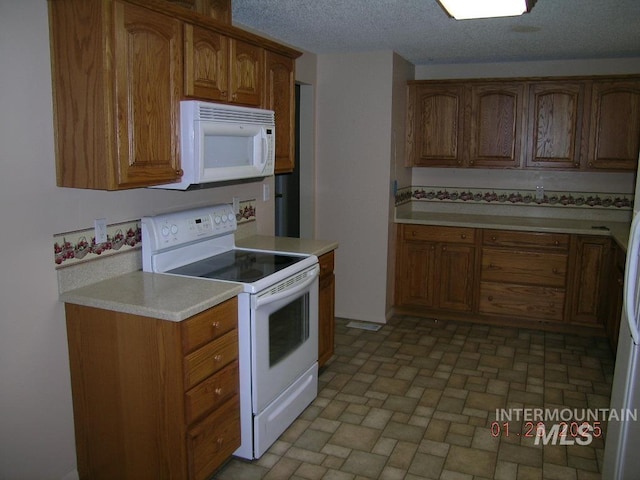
[[232, 0, 640, 65]]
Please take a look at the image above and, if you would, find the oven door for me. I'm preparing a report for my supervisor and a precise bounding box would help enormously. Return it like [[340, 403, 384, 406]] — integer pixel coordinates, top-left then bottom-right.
[[250, 264, 319, 414]]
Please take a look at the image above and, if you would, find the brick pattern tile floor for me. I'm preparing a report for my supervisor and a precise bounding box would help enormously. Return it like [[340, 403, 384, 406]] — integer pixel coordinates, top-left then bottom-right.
[[213, 316, 615, 479]]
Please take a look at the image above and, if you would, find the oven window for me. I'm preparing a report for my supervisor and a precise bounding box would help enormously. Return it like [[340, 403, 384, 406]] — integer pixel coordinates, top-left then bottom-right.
[[269, 293, 310, 367]]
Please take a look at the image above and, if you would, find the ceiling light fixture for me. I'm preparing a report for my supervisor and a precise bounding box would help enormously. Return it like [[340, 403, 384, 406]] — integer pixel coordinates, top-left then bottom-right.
[[438, 0, 537, 20]]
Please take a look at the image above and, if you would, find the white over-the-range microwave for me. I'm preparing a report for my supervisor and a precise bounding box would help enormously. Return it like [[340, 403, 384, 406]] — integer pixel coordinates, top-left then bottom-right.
[[152, 100, 275, 190]]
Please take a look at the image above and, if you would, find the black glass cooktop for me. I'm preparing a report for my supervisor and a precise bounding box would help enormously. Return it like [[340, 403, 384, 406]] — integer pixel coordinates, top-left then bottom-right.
[[167, 249, 304, 283]]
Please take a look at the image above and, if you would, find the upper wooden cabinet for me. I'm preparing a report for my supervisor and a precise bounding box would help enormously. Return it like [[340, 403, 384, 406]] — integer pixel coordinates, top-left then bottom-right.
[[184, 24, 229, 101], [265, 51, 296, 173], [49, 0, 300, 190], [185, 27, 263, 106], [525, 81, 588, 169], [468, 83, 524, 168], [407, 84, 465, 166], [588, 79, 640, 170], [407, 75, 640, 172], [49, 0, 183, 190], [164, 0, 231, 23]]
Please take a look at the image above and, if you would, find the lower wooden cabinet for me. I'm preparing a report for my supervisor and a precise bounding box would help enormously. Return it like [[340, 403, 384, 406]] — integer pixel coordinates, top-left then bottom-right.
[[479, 230, 569, 323], [395, 224, 619, 335], [318, 251, 336, 367], [606, 242, 626, 353], [566, 236, 611, 325], [64, 297, 240, 480], [395, 225, 476, 313]]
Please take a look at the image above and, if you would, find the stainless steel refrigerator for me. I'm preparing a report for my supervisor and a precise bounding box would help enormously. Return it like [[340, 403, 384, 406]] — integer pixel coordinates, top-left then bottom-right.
[[603, 158, 640, 479]]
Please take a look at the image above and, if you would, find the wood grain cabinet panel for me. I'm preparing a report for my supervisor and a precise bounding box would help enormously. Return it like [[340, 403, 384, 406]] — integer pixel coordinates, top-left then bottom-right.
[[264, 51, 296, 173], [588, 80, 640, 170], [318, 251, 336, 367], [479, 282, 565, 321], [468, 83, 524, 168], [567, 236, 611, 325], [184, 24, 229, 101], [407, 84, 465, 166], [481, 248, 567, 287], [525, 81, 587, 169], [64, 297, 240, 480], [49, 0, 183, 189], [395, 225, 476, 312], [229, 39, 263, 106]]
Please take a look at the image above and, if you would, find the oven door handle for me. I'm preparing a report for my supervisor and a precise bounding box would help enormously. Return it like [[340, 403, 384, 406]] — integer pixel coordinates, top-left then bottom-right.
[[254, 265, 319, 308]]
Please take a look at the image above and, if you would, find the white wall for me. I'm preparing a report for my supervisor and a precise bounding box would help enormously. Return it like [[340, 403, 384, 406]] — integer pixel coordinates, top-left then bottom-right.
[[315, 51, 397, 323], [0, 2, 273, 478]]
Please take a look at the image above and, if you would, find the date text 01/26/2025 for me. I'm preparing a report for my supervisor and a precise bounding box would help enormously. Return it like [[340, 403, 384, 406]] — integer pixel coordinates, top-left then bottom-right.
[[490, 421, 602, 446]]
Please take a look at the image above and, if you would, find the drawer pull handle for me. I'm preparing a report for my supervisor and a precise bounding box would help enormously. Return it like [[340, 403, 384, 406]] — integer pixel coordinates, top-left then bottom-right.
[[214, 354, 223, 363], [212, 321, 220, 330], [214, 387, 223, 396]]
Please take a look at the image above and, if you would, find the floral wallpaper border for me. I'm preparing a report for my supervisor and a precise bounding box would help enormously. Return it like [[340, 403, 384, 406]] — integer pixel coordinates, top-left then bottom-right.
[[53, 200, 257, 268], [395, 186, 633, 210]]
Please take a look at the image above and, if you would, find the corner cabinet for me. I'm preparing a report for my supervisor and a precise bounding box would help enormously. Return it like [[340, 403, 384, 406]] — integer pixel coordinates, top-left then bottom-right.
[[318, 251, 336, 367], [65, 297, 240, 480], [49, 0, 183, 190]]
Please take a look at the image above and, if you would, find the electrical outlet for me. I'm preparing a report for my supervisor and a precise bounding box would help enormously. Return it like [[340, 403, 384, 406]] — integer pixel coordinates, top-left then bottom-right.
[[94, 218, 107, 244]]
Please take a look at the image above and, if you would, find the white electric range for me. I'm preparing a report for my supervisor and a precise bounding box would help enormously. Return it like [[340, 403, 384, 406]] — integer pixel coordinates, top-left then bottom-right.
[[141, 204, 319, 459]]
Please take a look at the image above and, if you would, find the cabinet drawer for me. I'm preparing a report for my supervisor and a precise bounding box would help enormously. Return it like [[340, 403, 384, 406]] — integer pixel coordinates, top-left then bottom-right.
[[187, 395, 241, 480], [319, 251, 334, 278], [185, 360, 238, 425], [182, 297, 237, 354], [483, 229, 569, 250], [402, 225, 475, 244], [184, 330, 238, 390], [479, 281, 565, 321], [481, 248, 568, 287]]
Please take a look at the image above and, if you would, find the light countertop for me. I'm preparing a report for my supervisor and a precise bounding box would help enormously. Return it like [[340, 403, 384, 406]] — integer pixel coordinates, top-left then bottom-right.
[[59, 236, 338, 321], [395, 210, 630, 251]]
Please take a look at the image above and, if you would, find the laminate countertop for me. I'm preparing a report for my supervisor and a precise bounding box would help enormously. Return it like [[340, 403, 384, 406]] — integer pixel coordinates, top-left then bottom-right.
[[60, 236, 338, 322], [395, 210, 631, 251]]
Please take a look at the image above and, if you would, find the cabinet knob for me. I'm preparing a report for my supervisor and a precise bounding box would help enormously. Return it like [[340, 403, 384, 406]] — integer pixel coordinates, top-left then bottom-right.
[[554, 240, 559, 246], [491, 236, 497, 242], [489, 263, 495, 269], [212, 321, 220, 330], [461, 234, 466, 239], [442, 246, 447, 251], [412, 230, 417, 237], [221, 91, 228, 98], [214, 354, 222, 363], [488, 296, 494, 302], [214, 387, 223, 396], [176, 169, 184, 176]]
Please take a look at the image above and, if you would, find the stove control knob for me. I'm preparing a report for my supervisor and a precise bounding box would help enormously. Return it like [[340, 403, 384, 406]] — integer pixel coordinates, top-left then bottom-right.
[[228, 214, 235, 222], [161, 225, 170, 237], [171, 224, 178, 235]]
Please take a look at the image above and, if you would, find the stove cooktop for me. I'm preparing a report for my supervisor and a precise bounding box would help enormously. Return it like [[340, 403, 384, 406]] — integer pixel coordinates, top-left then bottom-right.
[[167, 249, 305, 284]]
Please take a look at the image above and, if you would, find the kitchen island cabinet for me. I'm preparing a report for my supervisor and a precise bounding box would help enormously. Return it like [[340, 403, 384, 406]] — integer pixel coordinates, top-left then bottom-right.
[[64, 297, 240, 480]]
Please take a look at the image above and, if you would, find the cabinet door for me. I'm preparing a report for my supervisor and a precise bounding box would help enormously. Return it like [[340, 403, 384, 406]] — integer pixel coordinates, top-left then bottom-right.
[[114, 2, 183, 188], [588, 80, 640, 170], [396, 242, 437, 308], [184, 24, 229, 101], [229, 39, 263, 106], [407, 84, 465, 166], [606, 244, 625, 353], [438, 244, 475, 311], [567, 236, 610, 325], [468, 83, 524, 168], [265, 51, 295, 173], [525, 82, 587, 169]]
